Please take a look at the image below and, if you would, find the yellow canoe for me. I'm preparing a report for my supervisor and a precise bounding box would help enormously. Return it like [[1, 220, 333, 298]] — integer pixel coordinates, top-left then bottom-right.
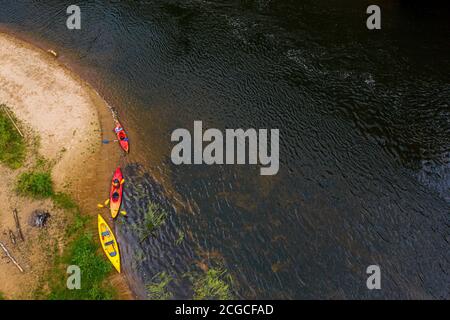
[[98, 214, 121, 273]]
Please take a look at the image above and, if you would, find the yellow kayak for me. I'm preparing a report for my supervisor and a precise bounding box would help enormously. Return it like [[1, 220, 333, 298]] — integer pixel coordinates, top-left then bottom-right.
[[98, 214, 121, 273]]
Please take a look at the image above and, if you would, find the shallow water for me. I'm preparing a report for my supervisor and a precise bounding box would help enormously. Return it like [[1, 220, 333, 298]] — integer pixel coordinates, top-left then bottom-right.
[[1, 0, 449, 299]]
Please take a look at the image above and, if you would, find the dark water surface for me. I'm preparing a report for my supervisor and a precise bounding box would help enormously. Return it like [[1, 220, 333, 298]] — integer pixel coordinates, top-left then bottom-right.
[[1, 0, 449, 299]]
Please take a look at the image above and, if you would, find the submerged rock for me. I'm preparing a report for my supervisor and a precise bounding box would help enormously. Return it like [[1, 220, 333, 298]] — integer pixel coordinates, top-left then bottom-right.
[[29, 210, 51, 228]]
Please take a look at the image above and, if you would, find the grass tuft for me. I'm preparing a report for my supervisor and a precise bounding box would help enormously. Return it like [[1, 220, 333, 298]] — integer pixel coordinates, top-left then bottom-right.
[[0, 105, 26, 169], [52, 192, 77, 210], [17, 171, 53, 198]]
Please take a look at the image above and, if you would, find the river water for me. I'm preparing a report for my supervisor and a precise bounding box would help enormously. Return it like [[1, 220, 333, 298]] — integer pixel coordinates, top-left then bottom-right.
[[1, 0, 449, 299]]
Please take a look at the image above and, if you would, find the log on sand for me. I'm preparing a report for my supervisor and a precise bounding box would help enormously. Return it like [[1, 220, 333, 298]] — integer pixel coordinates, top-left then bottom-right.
[[13, 209, 24, 242], [0, 241, 24, 273]]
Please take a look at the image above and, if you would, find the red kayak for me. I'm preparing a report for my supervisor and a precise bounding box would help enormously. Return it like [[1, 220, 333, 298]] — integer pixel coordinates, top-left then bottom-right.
[[110, 167, 124, 219], [114, 121, 129, 153]]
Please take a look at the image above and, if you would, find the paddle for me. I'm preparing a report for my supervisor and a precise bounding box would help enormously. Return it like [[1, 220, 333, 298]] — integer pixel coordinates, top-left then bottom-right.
[[102, 139, 118, 144], [97, 199, 110, 209]]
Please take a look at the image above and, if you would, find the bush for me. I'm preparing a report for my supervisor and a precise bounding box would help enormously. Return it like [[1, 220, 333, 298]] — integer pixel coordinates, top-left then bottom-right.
[[17, 171, 53, 198], [0, 105, 26, 169]]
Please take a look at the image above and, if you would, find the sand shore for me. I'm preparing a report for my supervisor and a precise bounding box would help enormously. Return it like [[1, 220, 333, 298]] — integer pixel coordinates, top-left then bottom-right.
[[0, 32, 132, 299]]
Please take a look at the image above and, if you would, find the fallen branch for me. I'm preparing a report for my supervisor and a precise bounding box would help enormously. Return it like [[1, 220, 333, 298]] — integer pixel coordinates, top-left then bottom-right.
[[0, 241, 24, 273], [1, 105, 24, 138], [13, 209, 24, 242]]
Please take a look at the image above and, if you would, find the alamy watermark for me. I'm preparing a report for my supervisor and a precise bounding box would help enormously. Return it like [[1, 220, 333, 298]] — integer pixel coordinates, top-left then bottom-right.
[[171, 121, 279, 176], [366, 5, 381, 30], [66, 265, 81, 290], [366, 265, 381, 290], [66, 5, 81, 30], [66, 4, 380, 31]]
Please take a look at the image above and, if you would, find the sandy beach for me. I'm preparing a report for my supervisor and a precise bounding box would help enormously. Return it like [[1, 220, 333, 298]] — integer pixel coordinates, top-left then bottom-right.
[[0, 32, 131, 299]]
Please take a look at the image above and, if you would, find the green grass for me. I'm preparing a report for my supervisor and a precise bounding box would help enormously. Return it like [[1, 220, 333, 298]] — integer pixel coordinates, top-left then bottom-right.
[[0, 105, 26, 169], [39, 208, 116, 301], [45, 233, 115, 300], [34, 155, 51, 171], [17, 171, 53, 198], [0, 291, 5, 300], [192, 268, 233, 300], [31, 189, 117, 300], [65, 212, 90, 237], [146, 272, 173, 300], [52, 192, 77, 210]]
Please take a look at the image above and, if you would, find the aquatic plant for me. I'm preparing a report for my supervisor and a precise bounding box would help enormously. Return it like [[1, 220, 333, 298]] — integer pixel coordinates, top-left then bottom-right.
[[135, 202, 167, 242], [17, 171, 53, 198], [192, 268, 234, 300], [133, 248, 147, 264], [146, 272, 173, 300], [176, 230, 185, 245], [0, 104, 26, 169]]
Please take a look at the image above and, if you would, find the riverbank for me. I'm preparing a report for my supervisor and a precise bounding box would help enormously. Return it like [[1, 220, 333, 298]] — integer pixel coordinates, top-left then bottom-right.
[[0, 32, 132, 299]]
